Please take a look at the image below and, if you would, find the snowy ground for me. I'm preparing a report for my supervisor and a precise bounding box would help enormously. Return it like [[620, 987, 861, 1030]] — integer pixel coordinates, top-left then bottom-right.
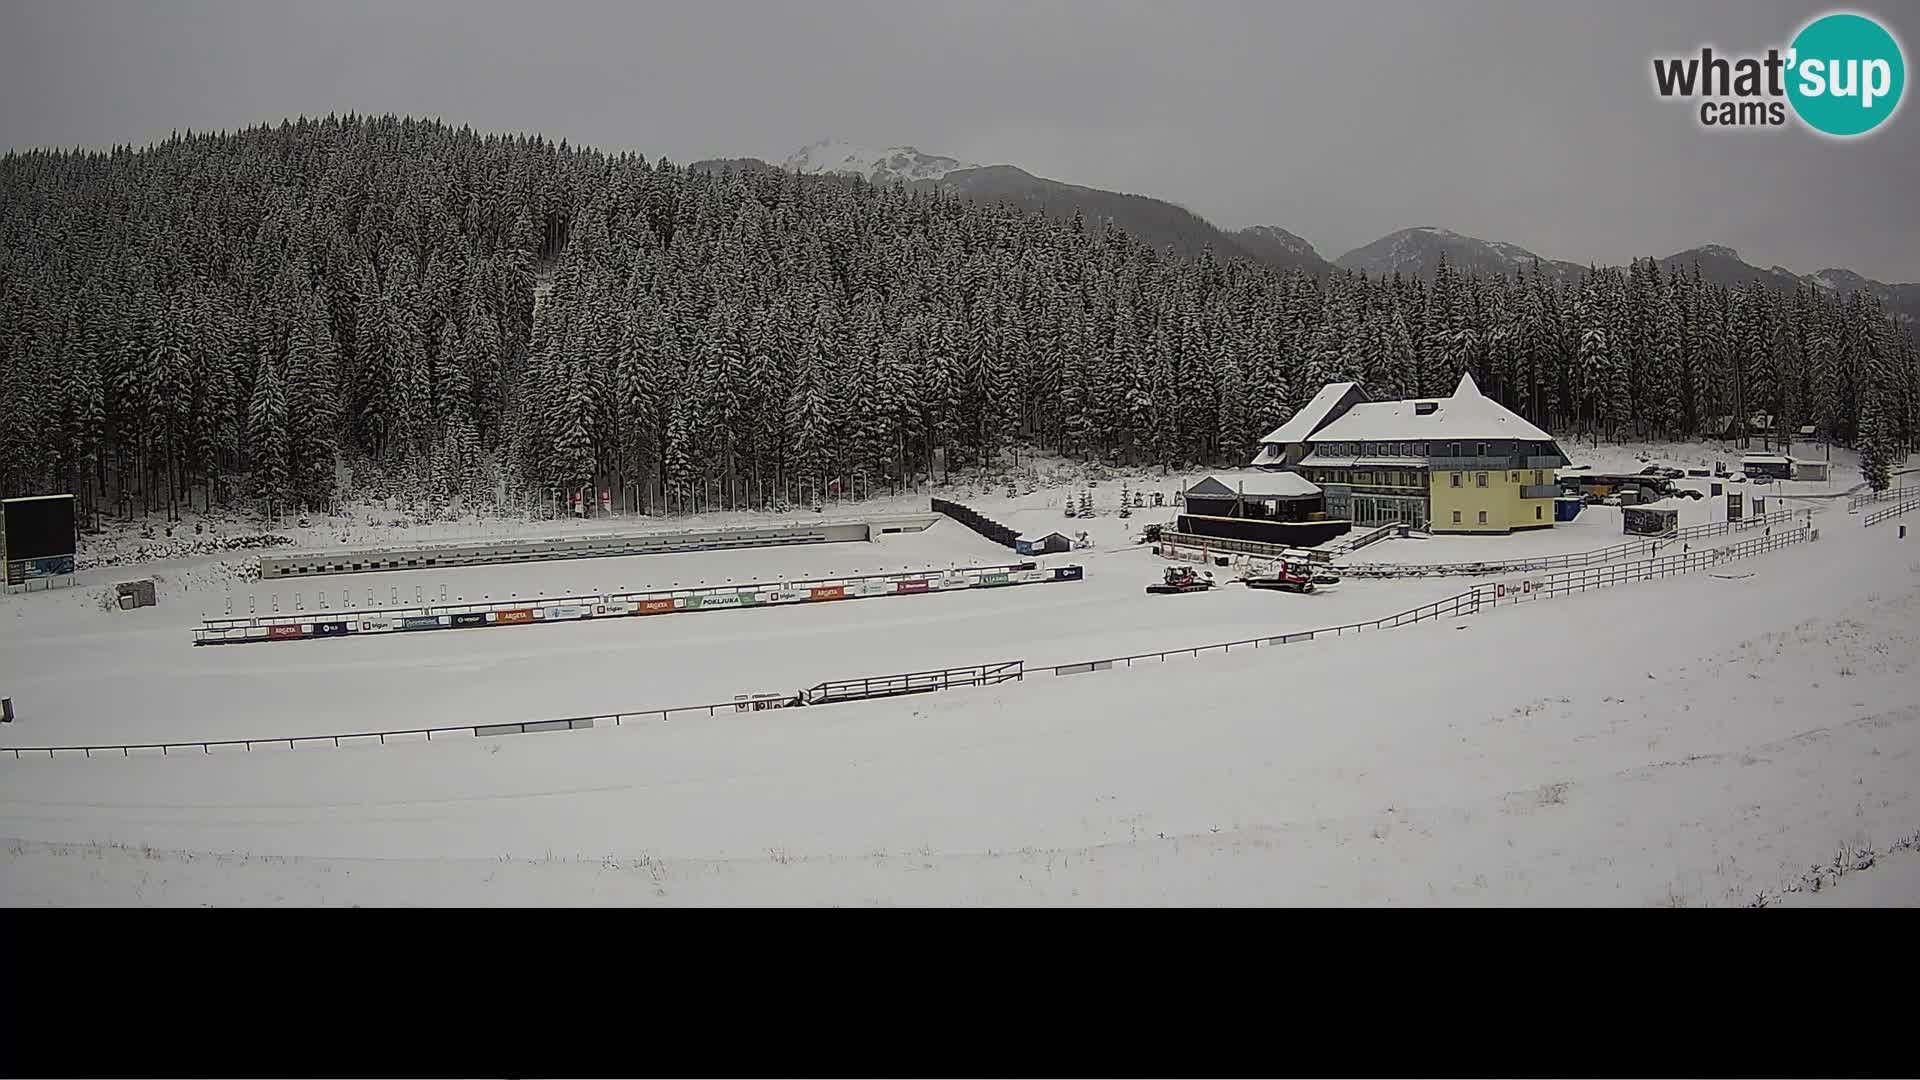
[[0, 519, 1472, 746], [4, 441, 1914, 906]]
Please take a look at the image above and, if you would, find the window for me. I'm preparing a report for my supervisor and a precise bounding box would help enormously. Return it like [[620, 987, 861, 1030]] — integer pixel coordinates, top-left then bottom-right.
[[1476, 473, 1488, 488], [1536, 506, 1543, 520], [1450, 472, 1462, 487], [1534, 470, 1543, 485], [1452, 510, 1462, 524], [1511, 471, 1520, 483], [1476, 443, 1487, 457]]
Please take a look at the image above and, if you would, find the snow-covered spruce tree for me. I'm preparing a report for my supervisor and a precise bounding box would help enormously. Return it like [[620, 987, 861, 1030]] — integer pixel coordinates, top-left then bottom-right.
[[3, 114, 1916, 512]]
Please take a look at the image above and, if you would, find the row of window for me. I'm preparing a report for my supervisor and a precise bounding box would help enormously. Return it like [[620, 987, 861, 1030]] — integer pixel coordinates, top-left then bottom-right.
[[1310, 440, 1517, 458], [1447, 470, 1549, 488], [1447, 505, 1547, 525], [1303, 468, 1424, 487]]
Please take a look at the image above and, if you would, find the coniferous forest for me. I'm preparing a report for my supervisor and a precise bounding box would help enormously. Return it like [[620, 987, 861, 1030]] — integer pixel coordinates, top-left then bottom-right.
[[2, 115, 1915, 524]]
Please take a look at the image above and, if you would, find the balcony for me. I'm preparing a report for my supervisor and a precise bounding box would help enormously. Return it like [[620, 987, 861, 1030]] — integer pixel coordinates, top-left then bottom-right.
[[1429, 456, 1517, 472], [1525, 455, 1566, 470], [1520, 484, 1561, 499]]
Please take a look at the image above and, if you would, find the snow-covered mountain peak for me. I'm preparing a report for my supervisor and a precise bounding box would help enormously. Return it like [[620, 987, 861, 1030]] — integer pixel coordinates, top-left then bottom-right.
[[782, 140, 979, 184]]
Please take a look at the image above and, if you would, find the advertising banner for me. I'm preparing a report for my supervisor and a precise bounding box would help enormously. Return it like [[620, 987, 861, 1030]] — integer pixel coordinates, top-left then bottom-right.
[[495, 608, 535, 624], [810, 585, 847, 601], [545, 604, 589, 620], [1495, 578, 1537, 603], [313, 621, 350, 636], [636, 598, 675, 615], [451, 612, 488, 627], [895, 579, 930, 594], [360, 617, 395, 632], [401, 615, 443, 630], [266, 624, 304, 640]]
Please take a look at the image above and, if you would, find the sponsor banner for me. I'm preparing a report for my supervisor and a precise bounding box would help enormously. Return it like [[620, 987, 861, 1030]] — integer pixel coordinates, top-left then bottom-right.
[[1494, 579, 1537, 603], [545, 604, 589, 620], [313, 621, 350, 637], [939, 575, 970, 590], [360, 617, 395, 632], [771, 590, 805, 604], [266, 624, 304, 641], [636, 598, 675, 615], [859, 580, 893, 597], [810, 585, 847, 601], [736, 592, 762, 607], [400, 615, 443, 630], [450, 612, 488, 627], [697, 592, 740, 609], [1053, 565, 1085, 581], [1014, 569, 1050, 584], [6, 555, 75, 584], [495, 608, 535, 625], [977, 573, 1010, 587], [895, 579, 930, 594]]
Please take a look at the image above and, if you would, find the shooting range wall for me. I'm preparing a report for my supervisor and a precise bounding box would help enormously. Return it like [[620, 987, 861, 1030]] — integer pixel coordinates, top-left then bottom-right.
[[255, 513, 940, 579]]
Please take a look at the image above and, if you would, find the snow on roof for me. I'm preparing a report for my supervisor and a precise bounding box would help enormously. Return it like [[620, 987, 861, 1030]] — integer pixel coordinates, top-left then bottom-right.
[[1259, 382, 1362, 445], [1188, 471, 1323, 499], [1305, 371, 1554, 444], [1741, 453, 1792, 463]]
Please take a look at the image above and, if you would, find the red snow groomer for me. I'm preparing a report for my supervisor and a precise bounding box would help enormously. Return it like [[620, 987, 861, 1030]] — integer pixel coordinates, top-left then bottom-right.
[[1146, 565, 1215, 595], [1243, 559, 1333, 594]]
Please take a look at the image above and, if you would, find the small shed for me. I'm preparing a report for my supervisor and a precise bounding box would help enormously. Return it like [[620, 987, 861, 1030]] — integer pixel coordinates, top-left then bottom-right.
[[1791, 459, 1830, 483], [1015, 531, 1073, 555], [1553, 496, 1585, 522], [1741, 453, 1793, 480], [1623, 505, 1679, 537]]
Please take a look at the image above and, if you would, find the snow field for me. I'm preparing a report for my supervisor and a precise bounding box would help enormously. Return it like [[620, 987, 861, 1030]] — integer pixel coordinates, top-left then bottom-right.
[[2, 511, 1913, 905], [0, 520, 1471, 747]]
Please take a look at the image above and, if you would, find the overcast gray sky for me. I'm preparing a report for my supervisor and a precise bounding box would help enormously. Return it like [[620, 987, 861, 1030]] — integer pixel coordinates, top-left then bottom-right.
[[4, 0, 1916, 281]]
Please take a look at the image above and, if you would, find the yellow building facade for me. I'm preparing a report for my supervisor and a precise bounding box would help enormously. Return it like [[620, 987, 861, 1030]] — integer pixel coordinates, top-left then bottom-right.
[[1251, 372, 1569, 536]]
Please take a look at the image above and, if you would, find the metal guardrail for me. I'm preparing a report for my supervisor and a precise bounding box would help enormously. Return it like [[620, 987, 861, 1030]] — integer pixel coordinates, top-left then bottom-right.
[[3, 698, 757, 759], [1034, 589, 1484, 675], [2, 661, 1030, 760], [1863, 498, 1920, 527], [1478, 527, 1809, 607], [1338, 538, 1660, 579], [802, 661, 1024, 705], [1848, 485, 1918, 510]]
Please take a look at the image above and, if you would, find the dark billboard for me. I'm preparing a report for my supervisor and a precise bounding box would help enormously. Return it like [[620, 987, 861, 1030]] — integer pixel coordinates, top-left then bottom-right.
[[3, 495, 78, 583]]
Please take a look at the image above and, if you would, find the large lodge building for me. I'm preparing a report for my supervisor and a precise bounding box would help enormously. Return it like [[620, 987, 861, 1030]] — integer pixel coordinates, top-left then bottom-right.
[[1181, 371, 1571, 545]]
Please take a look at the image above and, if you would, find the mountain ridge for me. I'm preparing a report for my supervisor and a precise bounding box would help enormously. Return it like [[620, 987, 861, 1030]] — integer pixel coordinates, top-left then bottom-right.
[[689, 142, 1915, 319]]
